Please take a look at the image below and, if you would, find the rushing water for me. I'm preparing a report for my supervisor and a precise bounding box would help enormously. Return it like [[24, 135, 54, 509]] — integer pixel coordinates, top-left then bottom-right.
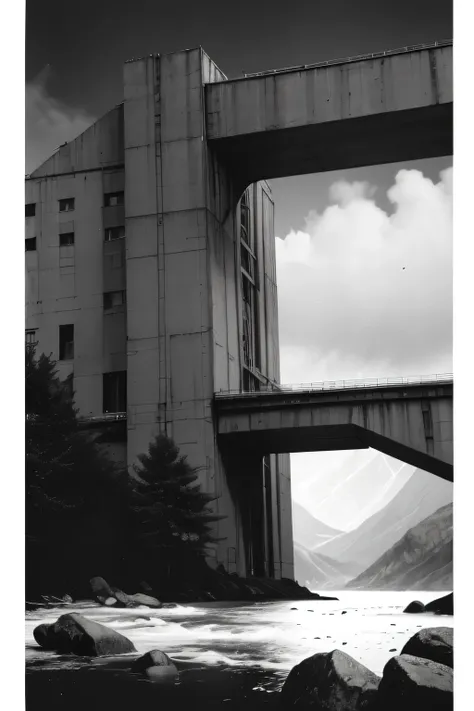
[[25, 591, 453, 709]]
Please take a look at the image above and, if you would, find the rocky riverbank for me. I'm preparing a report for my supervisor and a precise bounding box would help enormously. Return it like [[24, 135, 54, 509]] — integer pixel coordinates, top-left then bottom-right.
[[32, 608, 453, 710], [27, 571, 339, 611]]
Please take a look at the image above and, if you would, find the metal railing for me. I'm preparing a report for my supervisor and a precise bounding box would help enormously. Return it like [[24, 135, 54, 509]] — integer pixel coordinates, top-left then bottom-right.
[[215, 373, 453, 398], [241, 40, 452, 79], [79, 412, 127, 424]]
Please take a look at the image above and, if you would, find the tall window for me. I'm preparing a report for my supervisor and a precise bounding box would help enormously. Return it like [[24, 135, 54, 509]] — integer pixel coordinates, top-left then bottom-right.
[[25, 203, 36, 217], [59, 324, 74, 360], [59, 198, 75, 212], [25, 237, 37, 252], [103, 371, 127, 413], [104, 192, 124, 207], [240, 190, 260, 385]]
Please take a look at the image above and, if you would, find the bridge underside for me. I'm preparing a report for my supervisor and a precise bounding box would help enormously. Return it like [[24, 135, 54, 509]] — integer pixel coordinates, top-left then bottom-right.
[[216, 383, 454, 483], [209, 103, 453, 186], [218, 422, 452, 482]]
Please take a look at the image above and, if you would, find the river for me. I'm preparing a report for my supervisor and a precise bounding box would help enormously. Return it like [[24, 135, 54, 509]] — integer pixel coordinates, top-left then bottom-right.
[[25, 590, 453, 709]]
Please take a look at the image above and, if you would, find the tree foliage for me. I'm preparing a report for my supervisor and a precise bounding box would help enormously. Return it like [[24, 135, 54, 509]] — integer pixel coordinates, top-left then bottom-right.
[[130, 436, 224, 583], [25, 346, 225, 599]]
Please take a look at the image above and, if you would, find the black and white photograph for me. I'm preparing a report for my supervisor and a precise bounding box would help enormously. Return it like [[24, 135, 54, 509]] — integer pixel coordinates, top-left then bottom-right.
[[6, 0, 468, 708]]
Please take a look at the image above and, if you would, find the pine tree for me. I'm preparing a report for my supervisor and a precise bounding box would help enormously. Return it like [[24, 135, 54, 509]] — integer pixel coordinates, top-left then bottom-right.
[[25, 346, 129, 597], [130, 435, 225, 584]]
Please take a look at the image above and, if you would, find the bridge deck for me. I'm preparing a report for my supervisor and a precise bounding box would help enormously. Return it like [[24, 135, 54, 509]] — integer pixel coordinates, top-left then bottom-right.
[[215, 376, 453, 481]]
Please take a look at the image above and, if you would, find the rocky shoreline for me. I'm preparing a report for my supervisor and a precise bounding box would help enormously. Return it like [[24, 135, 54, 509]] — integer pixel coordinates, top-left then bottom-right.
[[26, 572, 339, 611], [32, 606, 454, 710], [29, 582, 454, 710]]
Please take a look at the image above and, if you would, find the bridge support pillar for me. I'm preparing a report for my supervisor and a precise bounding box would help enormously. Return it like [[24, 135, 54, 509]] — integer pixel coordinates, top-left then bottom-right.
[[123, 48, 294, 579]]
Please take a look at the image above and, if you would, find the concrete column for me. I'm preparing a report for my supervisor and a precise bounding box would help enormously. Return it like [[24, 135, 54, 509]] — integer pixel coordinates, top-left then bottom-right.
[[123, 48, 293, 578]]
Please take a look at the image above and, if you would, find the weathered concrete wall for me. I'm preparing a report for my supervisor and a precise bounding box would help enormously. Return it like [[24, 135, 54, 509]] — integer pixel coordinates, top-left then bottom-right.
[[122, 49, 291, 577], [26, 113, 126, 417], [217, 382, 453, 481], [206, 45, 452, 182], [30, 105, 124, 178]]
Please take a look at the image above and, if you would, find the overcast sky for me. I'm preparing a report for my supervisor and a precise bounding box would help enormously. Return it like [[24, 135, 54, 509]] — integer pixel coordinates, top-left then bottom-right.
[[25, 0, 453, 531]]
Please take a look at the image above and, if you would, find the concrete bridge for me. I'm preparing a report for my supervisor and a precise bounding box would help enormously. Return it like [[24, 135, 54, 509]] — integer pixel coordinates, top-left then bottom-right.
[[28, 41, 453, 580], [205, 40, 452, 190], [216, 375, 453, 483]]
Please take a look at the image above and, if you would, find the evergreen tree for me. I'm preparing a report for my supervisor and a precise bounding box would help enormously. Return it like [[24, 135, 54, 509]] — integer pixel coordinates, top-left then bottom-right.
[[25, 346, 129, 597], [130, 435, 224, 586]]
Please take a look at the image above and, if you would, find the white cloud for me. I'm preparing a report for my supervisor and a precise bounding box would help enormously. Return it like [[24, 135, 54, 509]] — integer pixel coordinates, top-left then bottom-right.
[[26, 69, 95, 174], [276, 168, 453, 384]]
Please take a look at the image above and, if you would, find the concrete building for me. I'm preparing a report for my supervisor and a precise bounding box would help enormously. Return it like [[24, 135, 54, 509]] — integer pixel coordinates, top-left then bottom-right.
[[25, 54, 292, 580], [26, 42, 452, 581]]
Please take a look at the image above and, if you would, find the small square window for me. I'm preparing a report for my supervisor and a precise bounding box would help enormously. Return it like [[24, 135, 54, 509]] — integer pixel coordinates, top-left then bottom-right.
[[105, 226, 125, 242], [59, 198, 75, 212], [25, 329, 37, 345], [25, 203, 36, 217], [59, 324, 74, 360], [104, 191, 124, 207], [25, 237, 37, 252], [59, 232, 75, 246], [103, 290, 126, 309]]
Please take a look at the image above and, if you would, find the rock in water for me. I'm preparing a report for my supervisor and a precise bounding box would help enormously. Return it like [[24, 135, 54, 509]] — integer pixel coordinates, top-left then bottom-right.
[[33, 623, 56, 650], [281, 649, 380, 709], [403, 600, 425, 613], [111, 588, 131, 607], [33, 613, 136, 656], [131, 649, 179, 684], [425, 593, 453, 615], [376, 654, 453, 710], [127, 593, 162, 608], [401, 628, 453, 668], [90, 576, 115, 602]]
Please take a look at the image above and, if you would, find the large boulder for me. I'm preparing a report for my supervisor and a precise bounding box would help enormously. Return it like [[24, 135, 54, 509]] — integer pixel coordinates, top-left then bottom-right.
[[90, 576, 115, 604], [403, 600, 425, 613], [401, 628, 453, 669], [33, 623, 56, 650], [281, 649, 380, 710], [33, 613, 136, 656], [425, 593, 453, 615], [376, 654, 453, 711], [131, 649, 179, 683]]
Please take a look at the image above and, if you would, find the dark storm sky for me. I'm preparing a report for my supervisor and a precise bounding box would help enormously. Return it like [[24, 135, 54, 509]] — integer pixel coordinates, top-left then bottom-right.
[[26, 0, 452, 119]]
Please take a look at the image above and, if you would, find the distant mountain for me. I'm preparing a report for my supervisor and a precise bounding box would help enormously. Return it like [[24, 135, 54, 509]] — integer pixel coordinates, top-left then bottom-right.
[[315, 469, 452, 573], [294, 541, 360, 591], [345, 503, 453, 591], [295, 451, 414, 533], [292, 501, 342, 549]]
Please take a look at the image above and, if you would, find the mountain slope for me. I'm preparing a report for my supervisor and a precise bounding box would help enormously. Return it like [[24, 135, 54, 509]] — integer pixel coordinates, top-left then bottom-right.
[[292, 501, 342, 549], [345, 502, 453, 591], [294, 541, 360, 590], [315, 469, 452, 572]]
